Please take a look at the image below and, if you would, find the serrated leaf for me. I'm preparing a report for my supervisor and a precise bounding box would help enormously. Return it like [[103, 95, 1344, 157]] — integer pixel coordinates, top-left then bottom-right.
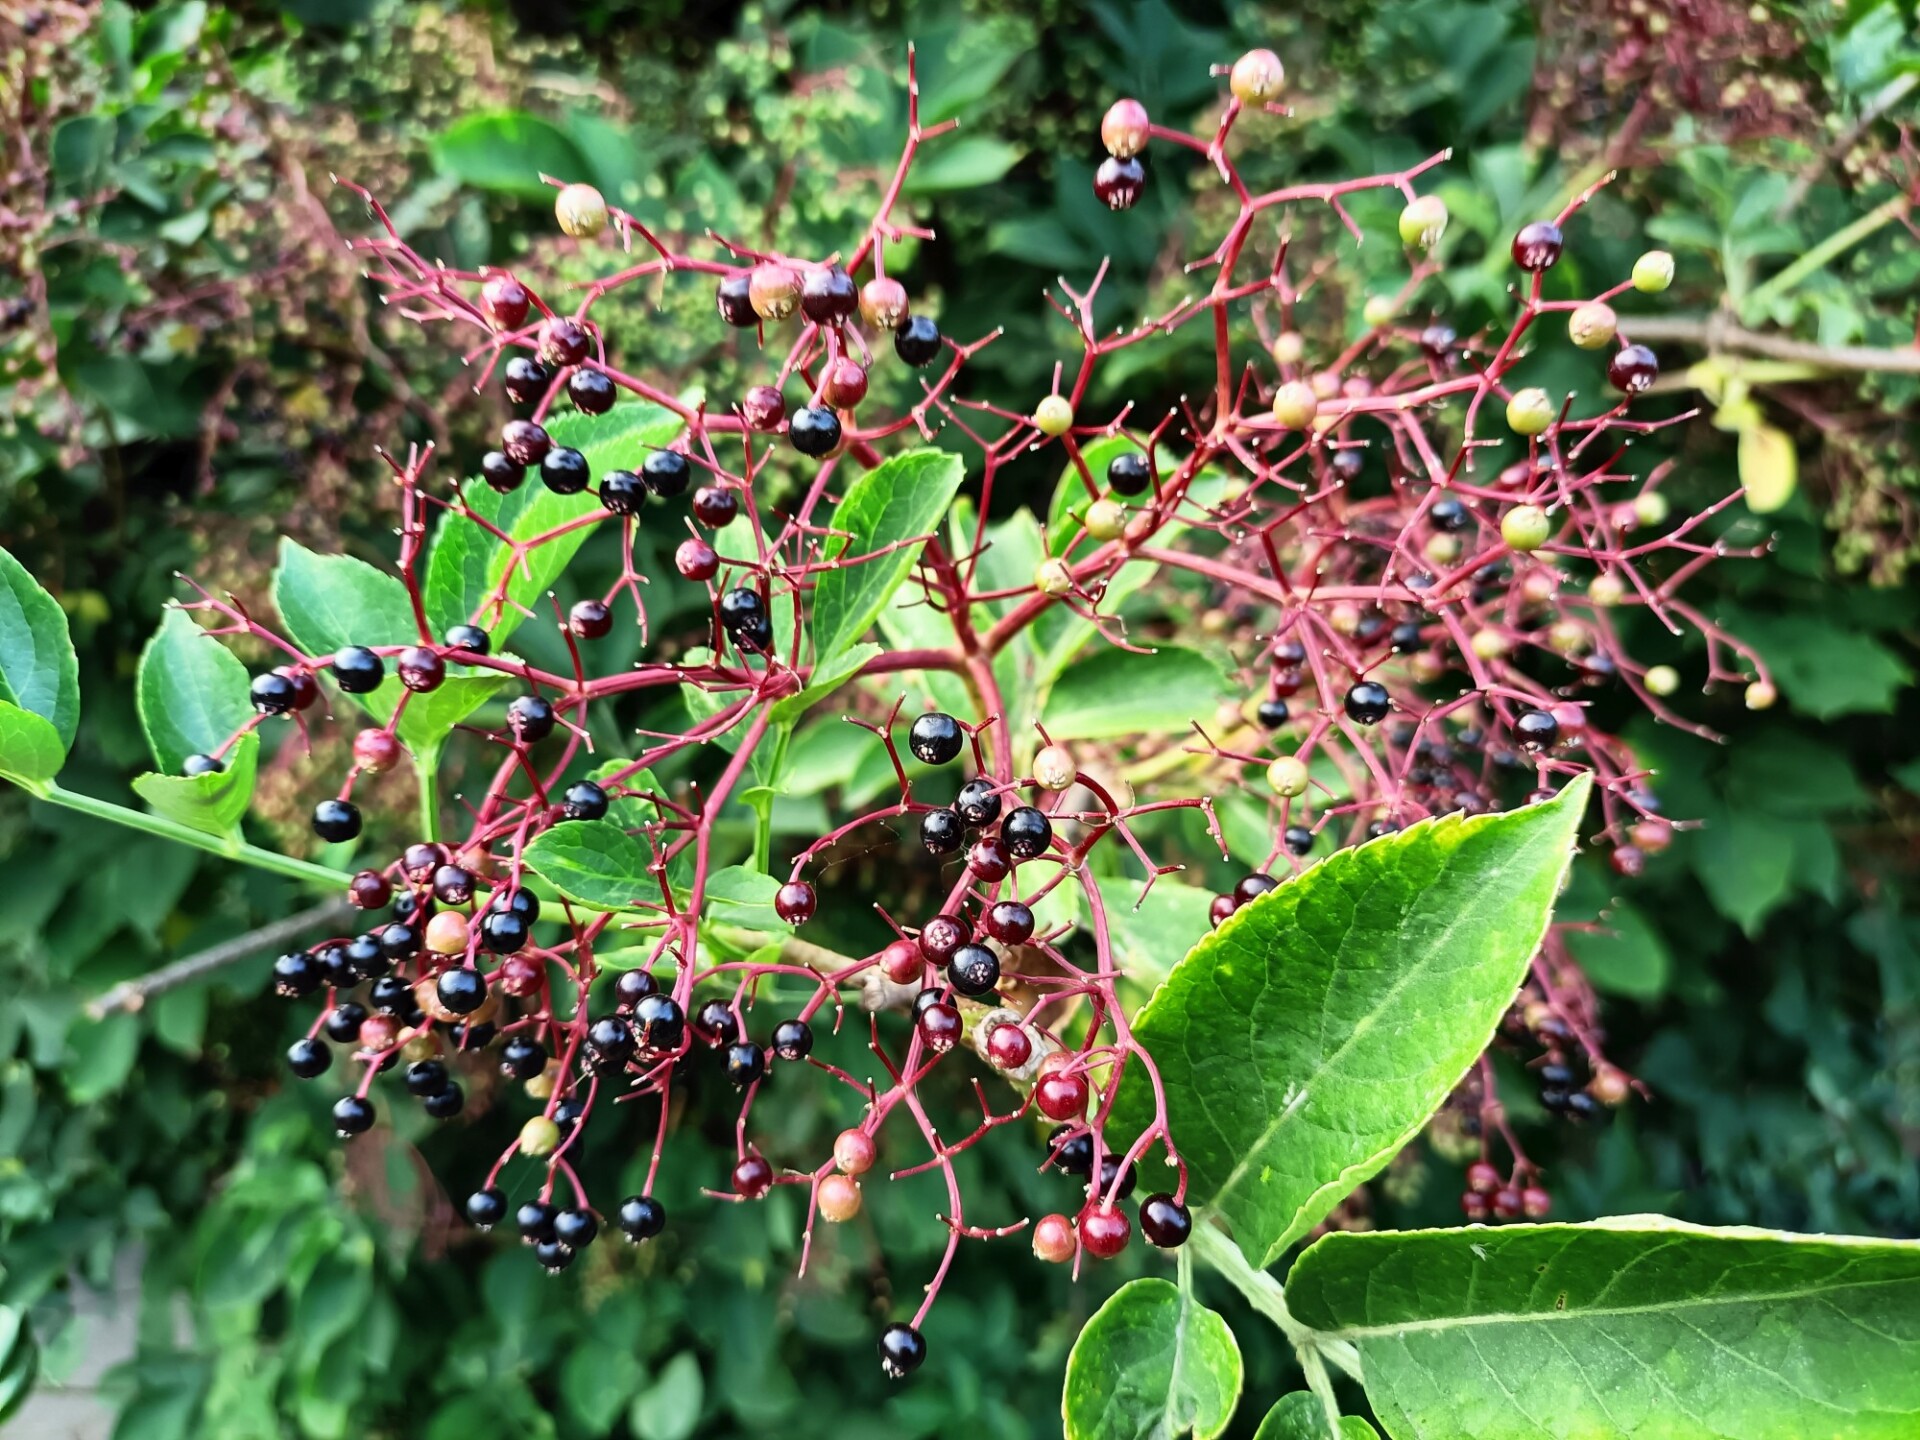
[[523, 820, 653, 912], [809, 449, 966, 664], [0, 544, 80, 751], [1062, 1278, 1242, 1440], [423, 402, 686, 647], [1731, 612, 1911, 720], [769, 641, 880, 724], [1738, 421, 1798, 512], [0, 701, 66, 787], [1287, 1217, 1920, 1440], [1043, 645, 1227, 740], [1252, 1393, 1378, 1440], [137, 608, 253, 772], [131, 731, 259, 837], [1109, 777, 1590, 1269]]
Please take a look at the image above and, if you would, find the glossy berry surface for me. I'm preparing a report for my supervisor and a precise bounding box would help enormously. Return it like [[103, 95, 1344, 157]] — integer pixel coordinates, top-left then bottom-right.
[[1079, 1203, 1131, 1259], [568, 367, 616, 414], [1093, 154, 1146, 209], [332, 1095, 374, 1136], [983, 899, 1034, 944], [1001, 806, 1053, 859], [1511, 220, 1565, 271], [954, 777, 1002, 826], [561, 780, 609, 820], [789, 405, 841, 458], [774, 881, 816, 924], [599, 468, 647, 515], [311, 800, 361, 843], [1344, 680, 1392, 725], [507, 695, 555, 743], [502, 355, 551, 406], [771, 1018, 813, 1061], [1139, 1193, 1192, 1248], [878, 1323, 926, 1379], [718, 588, 773, 652], [675, 538, 719, 581], [917, 914, 965, 961], [618, 1194, 667, 1241], [1607, 343, 1660, 395], [946, 943, 1000, 997], [641, 449, 691, 497], [541, 446, 590, 494], [919, 808, 964, 855], [445, 624, 490, 656], [330, 646, 384, 694], [1106, 450, 1151, 496], [908, 711, 964, 765], [893, 315, 941, 367], [287, 1037, 331, 1079], [732, 1153, 774, 1198]]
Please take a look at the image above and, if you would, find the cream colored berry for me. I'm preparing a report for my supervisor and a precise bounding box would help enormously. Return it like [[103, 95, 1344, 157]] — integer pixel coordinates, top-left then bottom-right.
[[1506, 388, 1556, 436], [1084, 499, 1126, 541], [1589, 572, 1627, 607], [1033, 394, 1075, 436], [554, 183, 609, 238], [1398, 194, 1448, 250], [1745, 679, 1777, 710], [1633, 491, 1670, 527], [1363, 295, 1396, 329], [1033, 744, 1077, 791], [426, 910, 470, 956], [1100, 98, 1151, 159], [519, 1115, 562, 1157], [1568, 302, 1617, 350], [1271, 380, 1319, 430], [1266, 755, 1310, 797], [1644, 665, 1680, 696], [1501, 504, 1552, 552], [1035, 557, 1074, 596], [1229, 48, 1285, 104], [1271, 330, 1305, 365]]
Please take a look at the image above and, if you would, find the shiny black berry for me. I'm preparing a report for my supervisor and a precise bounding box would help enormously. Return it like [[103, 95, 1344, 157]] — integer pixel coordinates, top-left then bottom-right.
[[537, 317, 590, 368], [466, 1188, 507, 1229], [587, 1015, 637, 1070], [1515, 709, 1560, 752], [719, 588, 773, 653], [287, 1037, 331, 1079], [1284, 824, 1315, 856], [955, 777, 1002, 826], [1002, 806, 1053, 859], [182, 753, 223, 777], [437, 968, 486, 1015], [632, 993, 685, 1054], [312, 800, 362, 844], [1255, 698, 1289, 729], [568, 368, 616, 414], [423, 1082, 463, 1118], [557, 780, 608, 821], [501, 420, 550, 466], [325, 1002, 368, 1044], [516, 1199, 558, 1243], [613, 969, 658, 1010], [250, 671, 298, 715], [878, 1323, 927, 1379], [503, 355, 551, 406], [345, 934, 387, 979], [1139, 1193, 1192, 1248], [1431, 496, 1469, 531], [894, 316, 941, 367], [908, 712, 964, 765], [554, 1208, 598, 1249], [771, 1018, 813, 1061], [480, 451, 526, 493], [716, 274, 756, 327], [403, 1059, 448, 1098], [507, 694, 555, 743], [599, 469, 647, 515], [534, 1239, 573, 1271], [480, 909, 529, 955], [618, 1194, 667, 1242], [920, 808, 964, 855], [1093, 154, 1145, 209], [331, 646, 384, 694], [1344, 681, 1391, 726], [502, 1036, 548, 1079], [694, 1000, 738, 1048], [445, 624, 490, 656], [947, 944, 1000, 997], [725, 1041, 767, 1089], [332, 1095, 375, 1136], [541, 446, 590, 495], [272, 950, 322, 998], [789, 405, 841, 458], [1107, 450, 1151, 497], [800, 266, 858, 324], [641, 449, 691, 498], [1049, 1125, 1095, 1175]]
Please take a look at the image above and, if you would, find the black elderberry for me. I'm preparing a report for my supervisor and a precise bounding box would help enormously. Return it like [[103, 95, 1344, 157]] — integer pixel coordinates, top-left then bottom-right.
[[445, 623, 490, 656], [955, 777, 1002, 826], [568, 368, 616, 414], [632, 993, 685, 1054], [920, 808, 964, 856], [1390, 622, 1423, 651], [325, 1001, 368, 1044], [1139, 1194, 1193, 1248], [561, 780, 608, 821], [507, 694, 555, 743], [1344, 681, 1392, 726], [423, 1084, 465, 1120], [1255, 698, 1289, 729], [272, 950, 322, 999], [466, 1188, 507, 1229], [1515, 709, 1560, 752], [405, 1059, 450, 1097], [772, 1018, 813, 1061], [250, 671, 298, 715], [312, 800, 362, 844], [502, 1036, 548, 1079], [369, 975, 411, 1014], [613, 969, 658, 1010], [718, 588, 773, 653], [894, 315, 941, 367], [1048, 1125, 1095, 1175], [716, 273, 756, 327], [725, 1041, 767, 1089], [599, 468, 647, 515], [540, 446, 591, 495], [1431, 496, 1469, 531], [878, 1323, 927, 1379], [503, 355, 551, 406], [1284, 824, 1315, 856], [695, 1000, 738, 1048], [491, 887, 540, 922], [641, 449, 691, 497], [1095, 1154, 1138, 1200], [182, 753, 223, 777], [330, 646, 384, 694], [1002, 806, 1053, 860], [332, 1095, 375, 1136], [947, 944, 1000, 998], [789, 405, 841, 458], [1106, 450, 1151, 497], [517, 1200, 558, 1243], [437, 968, 487, 1015], [432, 864, 475, 906], [287, 1037, 332, 1079], [554, 1208, 598, 1249], [480, 909, 529, 955], [908, 712, 965, 765], [480, 450, 526, 493], [534, 1239, 574, 1271], [618, 1194, 667, 1242], [379, 922, 421, 962], [800, 265, 859, 324], [587, 1015, 637, 1070], [345, 934, 388, 979]]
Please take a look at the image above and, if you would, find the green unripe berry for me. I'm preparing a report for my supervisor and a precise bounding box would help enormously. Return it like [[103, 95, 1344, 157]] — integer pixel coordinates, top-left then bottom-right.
[[1568, 302, 1617, 350], [1398, 194, 1448, 250], [1633, 491, 1670, 527], [1266, 755, 1310, 797], [1745, 679, 1777, 710], [1501, 504, 1552, 552], [554, 184, 609, 239], [1589, 572, 1626, 607], [1632, 250, 1675, 293], [1506, 388, 1556, 436], [1033, 395, 1074, 436], [1644, 664, 1680, 696], [1470, 628, 1509, 660], [1084, 500, 1126, 541], [1035, 557, 1074, 596], [1271, 330, 1305, 365], [1272, 380, 1319, 430], [519, 1115, 562, 1157], [1362, 295, 1396, 329]]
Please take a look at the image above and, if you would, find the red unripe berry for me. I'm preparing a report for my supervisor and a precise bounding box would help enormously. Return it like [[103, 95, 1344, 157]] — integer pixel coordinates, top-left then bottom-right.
[[359, 1013, 400, 1051], [675, 538, 719, 582], [569, 598, 612, 638], [917, 914, 965, 963], [817, 1172, 862, 1222], [859, 277, 908, 329], [1466, 1160, 1503, 1195], [537, 316, 590, 367], [1521, 1185, 1553, 1218], [349, 870, 392, 909], [1209, 893, 1236, 928], [353, 728, 402, 774], [1036, 1070, 1090, 1121], [834, 1128, 876, 1176], [692, 486, 739, 529], [398, 645, 446, 692], [985, 1021, 1033, 1070], [1078, 1203, 1131, 1259], [1607, 343, 1660, 395], [733, 1153, 774, 1199], [775, 881, 817, 925], [1491, 1187, 1524, 1220], [1032, 1212, 1077, 1263], [917, 1001, 961, 1053], [1100, 98, 1150, 158], [1510, 220, 1565, 271], [968, 837, 1011, 882], [984, 899, 1035, 945], [741, 384, 785, 432], [799, 265, 858, 325], [481, 274, 530, 330], [499, 954, 543, 996], [1093, 155, 1145, 210], [820, 357, 869, 409], [1610, 844, 1646, 878], [880, 938, 923, 985], [1461, 1190, 1491, 1221], [275, 665, 319, 711]]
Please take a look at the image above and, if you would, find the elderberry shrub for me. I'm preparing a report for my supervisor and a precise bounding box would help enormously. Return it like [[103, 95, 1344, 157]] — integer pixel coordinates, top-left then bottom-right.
[[56, 42, 1767, 1391]]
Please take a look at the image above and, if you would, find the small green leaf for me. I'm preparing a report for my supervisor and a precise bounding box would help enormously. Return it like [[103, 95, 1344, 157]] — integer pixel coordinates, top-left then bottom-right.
[[0, 702, 66, 787], [1287, 1217, 1920, 1440], [1043, 646, 1227, 740], [1732, 612, 1912, 720], [629, 1351, 703, 1440], [0, 544, 81, 751], [696, 866, 792, 933], [0, 1303, 37, 1425], [1252, 1393, 1378, 1440], [137, 608, 253, 772], [1738, 421, 1797, 512], [903, 136, 1023, 194], [131, 731, 259, 837], [1110, 777, 1590, 1269], [432, 111, 591, 198], [770, 641, 880, 724], [809, 449, 966, 664], [1562, 892, 1671, 1000], [1062, 1277, 1242, 1440], [523, 820, 653, 912]]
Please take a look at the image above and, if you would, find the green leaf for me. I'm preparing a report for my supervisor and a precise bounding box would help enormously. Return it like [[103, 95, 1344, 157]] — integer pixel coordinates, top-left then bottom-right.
[[808, 449, 966, 664], [903, 136, 1023, 194], [1062, 1277, 1242, 1440], [1562, 892, 1671, 1001], [1287, 1217, 1920, 1440], [136, 608, 253, 772], [423, 402, 686, 647], [770, 641, 880, 725], [695, 866, 792, 933], [1110, 777, 1590, 1269], [0, 545, 81, 751], [1095, 876, 1220, 988], [1689, 797, 1795, 934], [1252, 1393, 1378, 1440], [1044, 646, 1228, 740], [1734, 613, 1912, 720], [0, 1303, 36, 1426], [432, 111, 591, 198], [131, 731, 259, 837], [523, 820, 653, 912], [629, 1351, 704, 1440], [0, 701, 66, 787], [273, 538, 504, 748]]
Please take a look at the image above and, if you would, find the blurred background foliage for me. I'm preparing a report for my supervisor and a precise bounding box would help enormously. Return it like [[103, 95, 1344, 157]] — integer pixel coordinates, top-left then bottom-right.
[[1, 0, 1918, 1434]]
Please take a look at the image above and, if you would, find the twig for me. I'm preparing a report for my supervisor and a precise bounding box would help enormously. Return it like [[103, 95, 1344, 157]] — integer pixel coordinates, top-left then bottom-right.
[[88, 898, 356, 1018], [1626, 313, 1920, 375]]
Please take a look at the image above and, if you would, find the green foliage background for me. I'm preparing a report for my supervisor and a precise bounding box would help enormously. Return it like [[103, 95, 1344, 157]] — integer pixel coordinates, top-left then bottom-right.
[[1, 0, 1916, 1434]]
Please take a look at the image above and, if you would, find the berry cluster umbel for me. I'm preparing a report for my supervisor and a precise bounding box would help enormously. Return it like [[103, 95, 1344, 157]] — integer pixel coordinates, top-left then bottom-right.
[[173, 44, 1767, 1376]]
